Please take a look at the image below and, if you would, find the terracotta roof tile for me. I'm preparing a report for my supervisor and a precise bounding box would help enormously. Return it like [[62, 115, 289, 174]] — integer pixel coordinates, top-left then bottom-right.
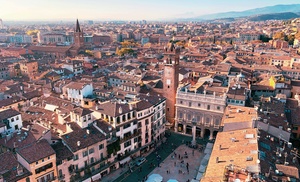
[[17, 139, 55, 164]]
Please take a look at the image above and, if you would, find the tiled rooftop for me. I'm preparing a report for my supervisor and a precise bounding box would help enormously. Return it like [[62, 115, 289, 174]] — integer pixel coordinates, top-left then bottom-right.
[[17, 139, 55, 164], [223, 105, 257, 124], [203, 129, 259, 181]]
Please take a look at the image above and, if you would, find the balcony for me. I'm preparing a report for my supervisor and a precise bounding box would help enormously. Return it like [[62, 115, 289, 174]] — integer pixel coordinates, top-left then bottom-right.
[[176, 92, 226, 104], [120, 131, 141, 143], [204, 123, 211, 127], [35, 162, 53, 174], [214, 125, 220, 129], [107, 136, 118, 144]]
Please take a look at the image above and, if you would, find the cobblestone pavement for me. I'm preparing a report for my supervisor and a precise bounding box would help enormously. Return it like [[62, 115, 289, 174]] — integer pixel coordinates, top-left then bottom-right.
[[107, 131, 208, 182], [149, 144, 204, 182]]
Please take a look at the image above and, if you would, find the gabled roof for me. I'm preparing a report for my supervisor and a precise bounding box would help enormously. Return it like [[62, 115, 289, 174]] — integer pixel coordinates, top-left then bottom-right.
[[276, 164, 299, 179], [0, 109, 20, 121], [17, 139, 55, 164], [61, 123, 105, 152], [65, 81, 90, 90], [96, 101, 134, 117], [178, 68, 189, 75], [51, 141, 73, 162], [0, 152, 31, 182], [73, 107, 93, 117], [22, 90, 42, 100]]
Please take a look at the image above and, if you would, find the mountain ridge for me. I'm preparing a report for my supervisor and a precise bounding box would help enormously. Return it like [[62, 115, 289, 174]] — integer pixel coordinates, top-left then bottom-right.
[[188, 4, 300, 20]]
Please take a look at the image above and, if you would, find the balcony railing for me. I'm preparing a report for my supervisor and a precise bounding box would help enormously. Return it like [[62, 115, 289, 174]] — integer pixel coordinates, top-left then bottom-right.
[[214, 125, 220, 129], [120, 131, 141, 143], [204, 123, 211, 127]]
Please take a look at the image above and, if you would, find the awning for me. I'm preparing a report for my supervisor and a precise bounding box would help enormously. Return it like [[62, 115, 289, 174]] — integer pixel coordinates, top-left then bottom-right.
[[119, 156, 131, 165], [92, 173, 101, 181], [82, 178, 91, 182]]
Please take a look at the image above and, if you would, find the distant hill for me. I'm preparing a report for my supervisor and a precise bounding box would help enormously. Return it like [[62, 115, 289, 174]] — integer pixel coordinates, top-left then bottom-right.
[[192, 4, 300, 20], [248, 12, 300, 21]]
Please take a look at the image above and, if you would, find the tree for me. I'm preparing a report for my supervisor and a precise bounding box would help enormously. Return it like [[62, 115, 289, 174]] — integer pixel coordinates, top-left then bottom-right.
[[26, 30, 39, 36], [18, 103, 22, 112], [273, 32, 285, 40], [176, 40, 186, 47], [259, 35, 272, 42], [85, 50, 93, 56], [116, 48, 134, 56], [295, 31, 300, 39], [121, 40, 138, 48], [286, 34, 295, 45], [223, 54, 227, 60]]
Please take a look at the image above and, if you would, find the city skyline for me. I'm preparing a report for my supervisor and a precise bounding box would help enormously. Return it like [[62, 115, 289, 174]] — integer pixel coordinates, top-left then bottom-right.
[[1, 0, 300, 21]]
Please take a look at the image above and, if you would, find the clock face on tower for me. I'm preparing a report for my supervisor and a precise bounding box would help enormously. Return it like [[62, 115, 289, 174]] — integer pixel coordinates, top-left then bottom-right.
[[166, 79, 171, 85]]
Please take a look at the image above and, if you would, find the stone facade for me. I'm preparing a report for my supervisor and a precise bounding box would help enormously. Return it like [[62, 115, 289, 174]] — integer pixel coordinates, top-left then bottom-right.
[[175, 84, 227, 139]]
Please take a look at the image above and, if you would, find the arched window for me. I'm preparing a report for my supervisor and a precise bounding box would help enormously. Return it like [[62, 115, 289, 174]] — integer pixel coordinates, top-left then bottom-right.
[[188, 114, 192, 121], [179, 112, 183, 118], [128, 113, 131, 120], [59, 169, 63, 177]]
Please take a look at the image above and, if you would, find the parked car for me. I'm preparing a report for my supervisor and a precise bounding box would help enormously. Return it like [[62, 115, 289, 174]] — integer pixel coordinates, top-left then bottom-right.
[[135, 157, 146, 166], [129, 161, 135, 169]]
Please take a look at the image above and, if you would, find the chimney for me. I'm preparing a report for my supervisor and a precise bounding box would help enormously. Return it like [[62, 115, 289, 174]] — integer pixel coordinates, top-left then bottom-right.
[[219, 145, 222, 150], [77, 141, 81, 146], [216, 157, 219, 163]]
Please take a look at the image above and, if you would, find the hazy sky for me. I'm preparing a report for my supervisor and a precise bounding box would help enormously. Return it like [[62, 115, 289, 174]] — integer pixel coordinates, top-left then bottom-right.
[[1, 0, 300, 21]]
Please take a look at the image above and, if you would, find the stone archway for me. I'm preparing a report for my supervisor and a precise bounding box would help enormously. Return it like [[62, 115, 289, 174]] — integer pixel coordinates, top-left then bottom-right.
[[186, 125, 192, 135], [204, 129, 210, 139], [177, 123, 183, 132]]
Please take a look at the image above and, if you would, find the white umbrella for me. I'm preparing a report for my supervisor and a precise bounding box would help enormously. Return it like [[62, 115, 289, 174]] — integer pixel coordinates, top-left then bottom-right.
[[167, 179, 178, 182], [146, 174, 163, 182]]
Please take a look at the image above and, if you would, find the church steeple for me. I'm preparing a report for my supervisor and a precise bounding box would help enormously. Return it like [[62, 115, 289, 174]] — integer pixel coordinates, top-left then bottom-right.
[[74, 19, 84, 47], [76, 19, 81, 32]]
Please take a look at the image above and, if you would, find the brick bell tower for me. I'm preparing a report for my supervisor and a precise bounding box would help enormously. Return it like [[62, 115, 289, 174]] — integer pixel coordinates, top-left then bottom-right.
[[74, 19, 84, 47], [163, 43, 180, 124]]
